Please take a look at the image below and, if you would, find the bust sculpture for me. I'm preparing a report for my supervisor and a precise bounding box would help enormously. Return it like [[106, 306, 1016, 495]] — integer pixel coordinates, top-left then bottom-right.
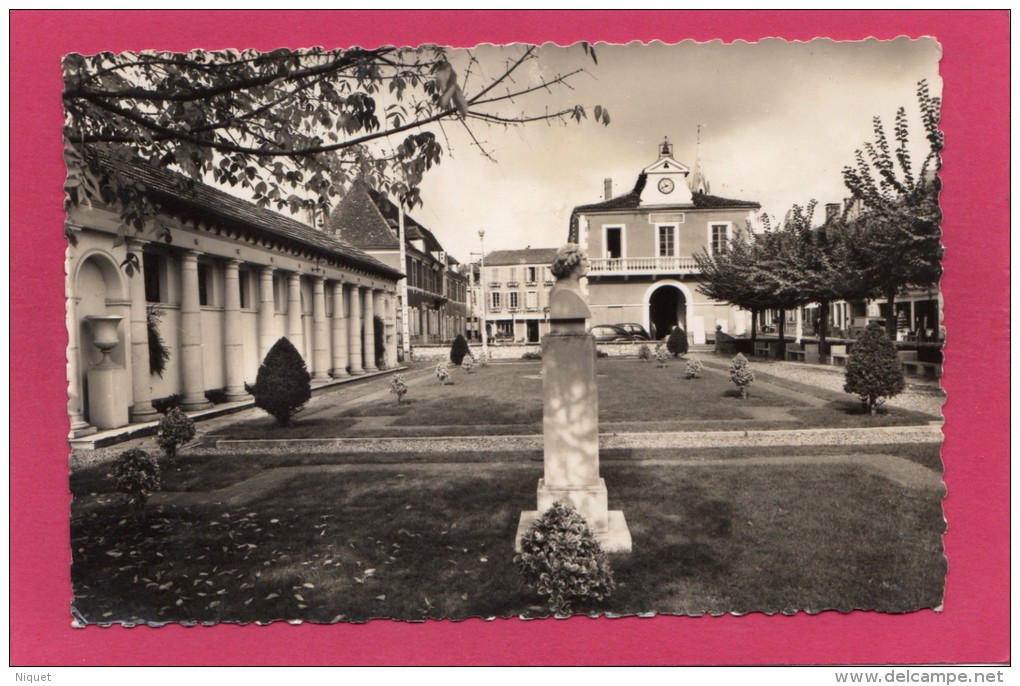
[[548, 243, 591, 327]]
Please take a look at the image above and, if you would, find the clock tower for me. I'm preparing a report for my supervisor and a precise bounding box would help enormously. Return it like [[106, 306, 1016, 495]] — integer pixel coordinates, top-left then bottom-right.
[[638, 137, 693, 206]]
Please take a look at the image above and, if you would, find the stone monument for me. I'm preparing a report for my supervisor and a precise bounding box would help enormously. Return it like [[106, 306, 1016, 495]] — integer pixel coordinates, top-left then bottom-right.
[[515, 244, 632, 552]]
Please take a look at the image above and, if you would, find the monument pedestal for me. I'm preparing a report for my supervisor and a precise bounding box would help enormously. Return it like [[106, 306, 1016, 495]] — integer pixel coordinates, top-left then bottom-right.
[[517, 478, 632, 553], [87, 365, 129, 430], [515, 329, 631, 553]]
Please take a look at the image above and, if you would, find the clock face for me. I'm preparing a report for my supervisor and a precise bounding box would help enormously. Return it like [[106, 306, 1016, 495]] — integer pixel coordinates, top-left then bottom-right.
[[658, 177, 675, 194]]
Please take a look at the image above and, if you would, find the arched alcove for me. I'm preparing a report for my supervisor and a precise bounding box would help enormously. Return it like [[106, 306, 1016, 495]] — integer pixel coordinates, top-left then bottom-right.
[[73, 251, 126, 422]]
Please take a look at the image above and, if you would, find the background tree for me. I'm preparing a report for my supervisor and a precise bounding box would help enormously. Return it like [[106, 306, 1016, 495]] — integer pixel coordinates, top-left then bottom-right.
[[62, 45, 609, 253], [695, 229, 769, 343], [751, 205, 817, 359], [840, 79, 943, 338]]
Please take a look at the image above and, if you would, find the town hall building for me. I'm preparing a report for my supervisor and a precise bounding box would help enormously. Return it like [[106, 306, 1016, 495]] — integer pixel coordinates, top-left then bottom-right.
[[569, 139, 761, 344]]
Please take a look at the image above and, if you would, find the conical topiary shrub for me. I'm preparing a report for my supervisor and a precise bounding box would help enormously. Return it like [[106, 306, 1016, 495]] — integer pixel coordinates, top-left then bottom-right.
[[253, 337, 311, 426], [729, 353, 754, 399], [844, 322, 906, 414], [666, 326, 688, 357], [450, 333, 471, 365], [514, 501, 616, 615]]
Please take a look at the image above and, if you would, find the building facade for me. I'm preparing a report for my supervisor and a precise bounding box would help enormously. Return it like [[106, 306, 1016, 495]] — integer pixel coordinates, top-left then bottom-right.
[[66, 153, 402, 437], [329, 184, 467, 347], [569, 140, 761, 344], [480, 248, 559, 343]]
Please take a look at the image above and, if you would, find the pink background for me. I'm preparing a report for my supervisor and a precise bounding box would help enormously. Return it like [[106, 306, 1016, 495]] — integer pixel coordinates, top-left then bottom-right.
[[10, 11, 1009, 666]]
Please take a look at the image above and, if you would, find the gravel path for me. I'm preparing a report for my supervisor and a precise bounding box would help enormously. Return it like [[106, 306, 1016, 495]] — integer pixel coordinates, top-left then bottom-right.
[[213, 424, 941, 455]]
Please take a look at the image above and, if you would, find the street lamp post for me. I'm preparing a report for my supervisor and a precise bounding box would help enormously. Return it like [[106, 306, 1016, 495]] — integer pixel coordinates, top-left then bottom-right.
[[479, 229, 489, 360], [397, 195, 411, 361]]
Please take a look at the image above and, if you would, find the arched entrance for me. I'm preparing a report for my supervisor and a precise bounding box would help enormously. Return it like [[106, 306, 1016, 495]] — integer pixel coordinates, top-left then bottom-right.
[[647, 283, 688, 340]]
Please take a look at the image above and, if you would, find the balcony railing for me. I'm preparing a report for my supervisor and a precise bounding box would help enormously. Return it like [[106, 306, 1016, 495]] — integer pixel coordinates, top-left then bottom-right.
[[588, 255, 700, 275], [507, 281, 520, 288], [488, 282, 501, 288]]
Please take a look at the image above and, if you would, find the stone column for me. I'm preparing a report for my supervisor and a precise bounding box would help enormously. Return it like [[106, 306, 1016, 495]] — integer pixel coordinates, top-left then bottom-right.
[[179, 250, 212, 411], [385, 290, 398, 369], [287, 272, 304, 357], [258, 266, 275, 363], [311, 275, 331, 381], [330, 281, 349, 378], [223, 259, 247, 401], [127, 239, 158, 422], [347, 283, 364, 375], [362, 287, 378, 372]]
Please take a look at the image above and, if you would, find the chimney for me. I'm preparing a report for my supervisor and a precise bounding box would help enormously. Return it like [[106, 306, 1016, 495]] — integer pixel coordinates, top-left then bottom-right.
[[825, 203, 840, 223], [604, 178, 613, 200]]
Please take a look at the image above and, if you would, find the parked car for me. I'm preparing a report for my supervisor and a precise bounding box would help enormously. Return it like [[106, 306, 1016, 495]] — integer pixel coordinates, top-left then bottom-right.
[[614, 323, 651, 340], [588, 324, 628, 342]]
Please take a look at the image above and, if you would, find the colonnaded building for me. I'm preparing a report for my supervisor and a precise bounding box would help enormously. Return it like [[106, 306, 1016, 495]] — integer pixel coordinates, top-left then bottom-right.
[[66, 152, 402, 438], [569, 139, 760, 344]]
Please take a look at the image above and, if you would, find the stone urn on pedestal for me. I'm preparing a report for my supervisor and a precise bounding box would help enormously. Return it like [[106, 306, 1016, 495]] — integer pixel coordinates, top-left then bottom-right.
[[515, 245, 632, 553], [85, 314, 129, 430], [87, 315, 123, 368]]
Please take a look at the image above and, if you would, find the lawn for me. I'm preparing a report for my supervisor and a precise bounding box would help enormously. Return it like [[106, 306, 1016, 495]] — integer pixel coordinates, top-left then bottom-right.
[[71, 448, 945, 623], [209, 358, 939, 440]]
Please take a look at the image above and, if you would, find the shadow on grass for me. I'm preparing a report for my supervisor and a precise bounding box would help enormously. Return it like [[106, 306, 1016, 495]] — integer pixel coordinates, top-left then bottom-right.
[[790, 399, 939, 428], [209, 416, 359, 439], [340, 400, 415, 417]]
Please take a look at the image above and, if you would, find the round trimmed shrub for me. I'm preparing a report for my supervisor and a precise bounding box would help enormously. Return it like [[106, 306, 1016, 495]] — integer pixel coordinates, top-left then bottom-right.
[[515, 501, 616, 615], [666, 326, 688, 357], [685, 358, 704, 379], [435, 361, 451, 384], [654, 343, 670, 367], [637, 344, 652, 362], [844, 322, 906, 414], [156, 406, 196, 464], [112, 448, 161, 509], [253, 337, 311, 426], [389, 374, 408, 404], [450, 334, 471, 365], [729, 353, 755, 398]]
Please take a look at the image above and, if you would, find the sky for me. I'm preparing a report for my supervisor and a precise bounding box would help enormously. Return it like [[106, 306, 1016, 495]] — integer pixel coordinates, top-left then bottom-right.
[[400, 38, 941, 260]]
